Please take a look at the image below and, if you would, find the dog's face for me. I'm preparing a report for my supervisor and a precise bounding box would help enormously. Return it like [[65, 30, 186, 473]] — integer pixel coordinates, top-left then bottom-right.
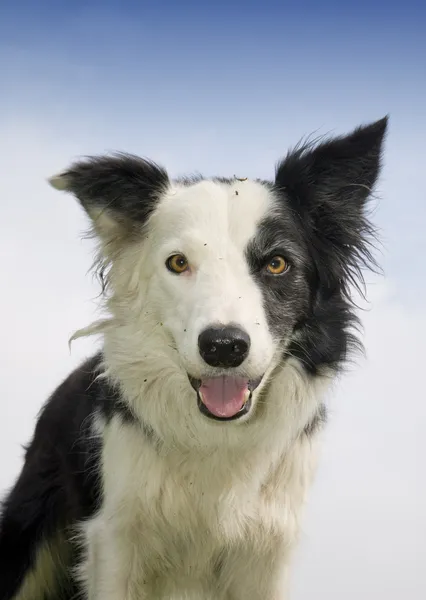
[[50, 118, 387, 441], [136, 176, 313, 421]]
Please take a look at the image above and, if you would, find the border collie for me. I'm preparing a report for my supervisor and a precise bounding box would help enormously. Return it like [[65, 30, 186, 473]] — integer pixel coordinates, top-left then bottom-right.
[[0, 117, 387, 600]]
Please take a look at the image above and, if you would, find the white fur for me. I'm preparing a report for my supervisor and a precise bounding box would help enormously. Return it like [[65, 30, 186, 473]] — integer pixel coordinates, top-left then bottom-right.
[[78, 362, 327, 600], [66, 178, 332, 599]]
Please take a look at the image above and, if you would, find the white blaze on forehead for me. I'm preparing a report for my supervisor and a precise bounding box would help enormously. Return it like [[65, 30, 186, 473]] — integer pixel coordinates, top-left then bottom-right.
[[151, 178, 274, 252]]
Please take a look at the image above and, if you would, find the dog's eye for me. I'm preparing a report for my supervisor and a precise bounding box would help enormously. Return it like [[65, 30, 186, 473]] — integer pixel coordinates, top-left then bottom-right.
[[166, 254, 189, 274], [266, 256, 289, 275]]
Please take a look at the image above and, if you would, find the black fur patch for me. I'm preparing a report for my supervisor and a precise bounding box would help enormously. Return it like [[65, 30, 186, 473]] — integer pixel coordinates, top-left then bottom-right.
[[246, 212, 312, 344], [57, 153, 169, 227], [0, 354, 140, 600], [247, 117, 387, 374]]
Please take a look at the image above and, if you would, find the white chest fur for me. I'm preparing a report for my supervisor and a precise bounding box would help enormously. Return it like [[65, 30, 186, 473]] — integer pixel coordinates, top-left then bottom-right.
[[79, 416, 320, 600]]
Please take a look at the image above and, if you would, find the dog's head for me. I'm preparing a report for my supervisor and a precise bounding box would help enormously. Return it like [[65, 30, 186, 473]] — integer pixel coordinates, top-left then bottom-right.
[[50, 118, 387, 446]]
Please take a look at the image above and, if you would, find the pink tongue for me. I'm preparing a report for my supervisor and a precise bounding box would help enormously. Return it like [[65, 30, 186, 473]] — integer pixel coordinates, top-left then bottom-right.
[[199, 376, 249, 418]]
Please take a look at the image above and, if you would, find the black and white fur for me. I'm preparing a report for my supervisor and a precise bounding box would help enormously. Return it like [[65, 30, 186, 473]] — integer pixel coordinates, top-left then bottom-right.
[[0, 117, 388, 600]]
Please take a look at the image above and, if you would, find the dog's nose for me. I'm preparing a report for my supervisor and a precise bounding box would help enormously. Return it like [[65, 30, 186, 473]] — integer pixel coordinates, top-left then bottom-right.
[[198, 326, 250, 368]]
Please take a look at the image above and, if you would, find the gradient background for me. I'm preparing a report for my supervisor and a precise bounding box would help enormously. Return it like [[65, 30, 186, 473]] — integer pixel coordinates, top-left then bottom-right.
[[1, 1, 424, 598]]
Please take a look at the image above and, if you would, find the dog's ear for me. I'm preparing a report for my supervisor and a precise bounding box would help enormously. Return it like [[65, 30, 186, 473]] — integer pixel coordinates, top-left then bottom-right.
[[49, 153, 170, 244], [274, 117, 388, 288]]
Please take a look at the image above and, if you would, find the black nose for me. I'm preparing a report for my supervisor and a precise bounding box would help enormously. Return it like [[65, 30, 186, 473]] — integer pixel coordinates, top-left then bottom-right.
[[198, 325, 250, 368]]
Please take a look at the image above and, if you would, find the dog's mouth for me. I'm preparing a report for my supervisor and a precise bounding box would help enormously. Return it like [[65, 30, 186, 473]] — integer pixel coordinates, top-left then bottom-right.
[[188, 375, 263, 421]]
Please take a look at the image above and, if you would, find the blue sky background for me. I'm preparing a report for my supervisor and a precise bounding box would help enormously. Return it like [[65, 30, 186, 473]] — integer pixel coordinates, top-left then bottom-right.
[[0, 2, 424, 598]]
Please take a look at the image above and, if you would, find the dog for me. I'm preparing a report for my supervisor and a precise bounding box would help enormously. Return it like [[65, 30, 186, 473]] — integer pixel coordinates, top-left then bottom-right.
[[0, 117, 387, 599]]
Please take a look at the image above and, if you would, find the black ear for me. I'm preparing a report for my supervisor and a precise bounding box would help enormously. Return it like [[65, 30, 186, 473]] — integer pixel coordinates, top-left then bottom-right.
[[49, 153, 170, 242], [274, 117, 388, 290]]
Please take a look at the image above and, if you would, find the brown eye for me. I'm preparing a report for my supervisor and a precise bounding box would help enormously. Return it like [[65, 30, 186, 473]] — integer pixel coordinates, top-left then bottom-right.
[[166, 254, 189, 274], [266, 256, 289, 275]]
